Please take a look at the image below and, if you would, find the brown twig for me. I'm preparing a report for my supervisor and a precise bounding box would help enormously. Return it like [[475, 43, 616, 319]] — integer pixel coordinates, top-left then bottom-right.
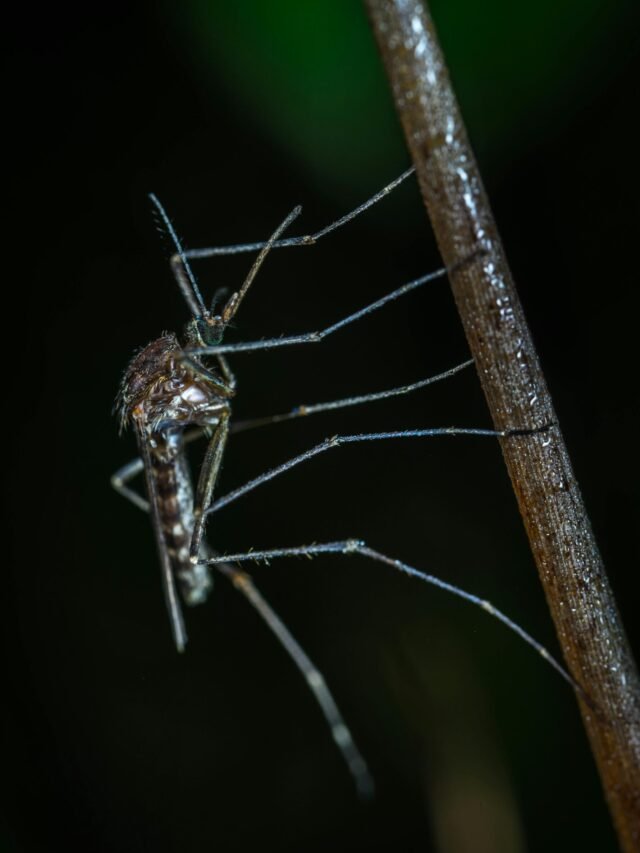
[[364, 1, 640, 849]]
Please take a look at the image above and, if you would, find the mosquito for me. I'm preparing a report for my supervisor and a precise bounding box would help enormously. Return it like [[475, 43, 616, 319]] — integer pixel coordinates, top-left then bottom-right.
[[113, 167, 580, 798]]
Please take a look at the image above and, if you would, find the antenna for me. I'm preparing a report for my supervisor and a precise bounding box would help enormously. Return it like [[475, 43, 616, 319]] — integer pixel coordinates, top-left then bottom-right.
[[149, 193, 207, 318]]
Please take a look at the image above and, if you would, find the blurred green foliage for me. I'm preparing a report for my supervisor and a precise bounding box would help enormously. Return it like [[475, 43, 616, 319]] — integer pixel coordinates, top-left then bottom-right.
[[182, 0, 627, 194]]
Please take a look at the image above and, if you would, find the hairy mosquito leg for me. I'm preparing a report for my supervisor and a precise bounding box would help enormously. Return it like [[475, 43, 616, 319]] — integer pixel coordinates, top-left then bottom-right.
[[205, 425, 547, 519], [213, 557, 374, 799], [185, 267, 447, 359], [111, 457, 149, 512], [184, 245, 487, 361], [179, 356, 235, 396], [231, 359, 474, 435], [180, 167, 415, 262], [110, 458, 374, 792], [190, 414, 230, 563], [216, 354, 236, 392], [202, 541, 584, 697]]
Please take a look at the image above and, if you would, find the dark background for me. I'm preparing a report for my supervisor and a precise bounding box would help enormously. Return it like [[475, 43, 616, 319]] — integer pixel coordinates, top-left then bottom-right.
[[5, 2, 639, 851]]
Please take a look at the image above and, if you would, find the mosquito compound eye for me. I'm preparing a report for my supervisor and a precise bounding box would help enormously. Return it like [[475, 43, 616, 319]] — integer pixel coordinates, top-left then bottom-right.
[[197, 318, 224, 347]]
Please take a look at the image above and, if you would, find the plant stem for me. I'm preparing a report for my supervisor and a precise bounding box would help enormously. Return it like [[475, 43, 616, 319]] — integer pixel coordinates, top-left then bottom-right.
[[364, 1, 640, 848]]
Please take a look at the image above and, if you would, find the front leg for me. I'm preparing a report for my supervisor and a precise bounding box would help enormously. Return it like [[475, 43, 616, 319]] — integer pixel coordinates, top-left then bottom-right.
[[190, 412, 231, 562], [216, 353, 236, 392], [112, 434, 372, 794], [112, 426, 213, 513]]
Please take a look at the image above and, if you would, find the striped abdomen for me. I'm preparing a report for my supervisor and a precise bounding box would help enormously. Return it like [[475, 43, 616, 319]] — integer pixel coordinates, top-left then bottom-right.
[[144, 429, 212, 605]]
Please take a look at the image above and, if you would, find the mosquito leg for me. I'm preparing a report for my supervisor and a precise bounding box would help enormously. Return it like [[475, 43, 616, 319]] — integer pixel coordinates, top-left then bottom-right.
[[111, 457, 149, 512], [109, 469, 374, 793], [216, 354, 236, 392], [213, 556, 374, 799], [202, 541, 585, 699], [178, 354, 235, 397], [190, 413, 231, 562], [231, 359, 474, 435], [181, 167, 415, 262], [205, 425, 549, 518], [185, 266, 450, 359]]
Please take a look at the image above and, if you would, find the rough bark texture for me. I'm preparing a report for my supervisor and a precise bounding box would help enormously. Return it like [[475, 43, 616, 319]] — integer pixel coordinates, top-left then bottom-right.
[[364, 1, 640, 848]]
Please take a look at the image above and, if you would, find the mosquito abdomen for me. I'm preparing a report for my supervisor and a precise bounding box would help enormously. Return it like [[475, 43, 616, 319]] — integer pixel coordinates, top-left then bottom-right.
[[146, 431, 213, 606]]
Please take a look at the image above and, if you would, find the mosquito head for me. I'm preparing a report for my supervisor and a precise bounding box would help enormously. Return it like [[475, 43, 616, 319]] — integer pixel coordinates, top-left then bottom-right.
[[149, 192, 302, 349], [186, 312, 226, 348]]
